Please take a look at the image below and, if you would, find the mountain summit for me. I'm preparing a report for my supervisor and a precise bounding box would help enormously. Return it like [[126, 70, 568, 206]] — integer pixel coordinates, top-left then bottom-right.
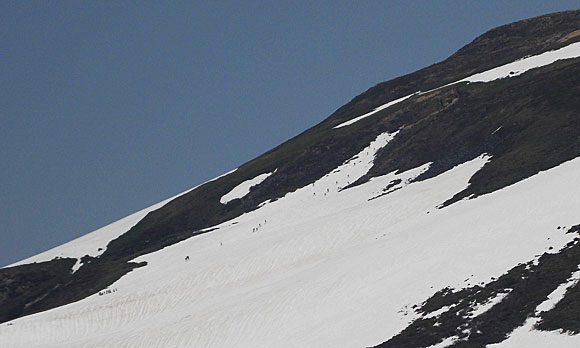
[[2, 10, 580, 348]]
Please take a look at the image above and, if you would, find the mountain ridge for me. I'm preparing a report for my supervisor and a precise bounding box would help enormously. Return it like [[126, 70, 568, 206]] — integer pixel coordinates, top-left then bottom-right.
[[2, 10, 580, 348], [327, 9, 580, 127]]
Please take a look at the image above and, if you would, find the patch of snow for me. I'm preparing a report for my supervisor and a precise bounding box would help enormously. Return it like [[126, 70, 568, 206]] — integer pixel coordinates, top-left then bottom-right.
[[70, 259, 83, 273], [220, 170, 276, 204], [424, 305, 455, 319], [470, 290, 510, 317], [306, 130, 399, 197], [535, 268, 580, 314], [258, 199, 272, 207], [333, 93, 418, 129], [460, 42, 580, 83]]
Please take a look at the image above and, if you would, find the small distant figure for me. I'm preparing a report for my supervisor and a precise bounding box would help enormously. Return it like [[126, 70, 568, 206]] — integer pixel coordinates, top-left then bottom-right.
[[220, 242, 223, 246], [185, 256, 190, 262]]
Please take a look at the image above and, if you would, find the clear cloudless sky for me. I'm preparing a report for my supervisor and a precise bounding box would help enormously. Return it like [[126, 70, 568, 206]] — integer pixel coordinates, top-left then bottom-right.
[[2, 1, 579, 267]]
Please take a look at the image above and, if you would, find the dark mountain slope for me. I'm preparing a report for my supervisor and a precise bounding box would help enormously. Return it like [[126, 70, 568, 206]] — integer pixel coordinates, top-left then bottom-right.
[[349, 56, 580, 204], [326, 10, 580, 127], [1, 10, 579, 326]]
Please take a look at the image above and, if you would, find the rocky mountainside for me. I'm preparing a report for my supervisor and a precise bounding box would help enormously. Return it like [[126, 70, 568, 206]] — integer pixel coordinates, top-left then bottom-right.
[[2, 10, 580, 348]]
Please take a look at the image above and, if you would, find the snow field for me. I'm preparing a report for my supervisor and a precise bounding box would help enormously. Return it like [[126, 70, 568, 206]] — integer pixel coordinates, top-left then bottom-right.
[[2, 130, 580, 348]]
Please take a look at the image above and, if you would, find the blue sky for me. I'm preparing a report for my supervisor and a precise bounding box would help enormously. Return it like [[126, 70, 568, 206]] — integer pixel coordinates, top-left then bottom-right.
[[1, 1, 578, 267]]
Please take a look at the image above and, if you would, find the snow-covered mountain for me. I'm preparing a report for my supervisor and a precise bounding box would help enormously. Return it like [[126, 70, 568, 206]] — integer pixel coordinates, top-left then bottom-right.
[[2, 10, 580, 348]]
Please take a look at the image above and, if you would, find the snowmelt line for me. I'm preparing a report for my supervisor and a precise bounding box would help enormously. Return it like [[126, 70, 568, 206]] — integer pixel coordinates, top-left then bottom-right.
[[333, 93, 418, 129]]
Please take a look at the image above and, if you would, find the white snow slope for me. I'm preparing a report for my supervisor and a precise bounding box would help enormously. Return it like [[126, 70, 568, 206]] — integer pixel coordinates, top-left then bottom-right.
[[2, 127, 580, 348]]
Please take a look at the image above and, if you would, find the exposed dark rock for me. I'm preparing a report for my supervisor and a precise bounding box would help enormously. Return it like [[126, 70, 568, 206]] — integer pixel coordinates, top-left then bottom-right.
[[383, 179, 402, 192], [0, 258, 75, 323], [535, 227, 580, 334]]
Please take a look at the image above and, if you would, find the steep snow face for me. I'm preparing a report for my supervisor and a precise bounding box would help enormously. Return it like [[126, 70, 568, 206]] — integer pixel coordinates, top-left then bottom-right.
[[337, 41, 580, 129], [220, 170, 276, 204], [8, 168, 238, 268], [2, 124, 579, 348]]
